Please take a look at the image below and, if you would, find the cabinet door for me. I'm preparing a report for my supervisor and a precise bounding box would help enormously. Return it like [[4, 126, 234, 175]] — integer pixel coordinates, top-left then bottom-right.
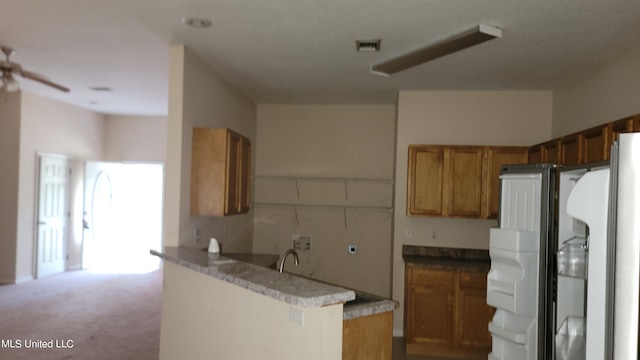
[[561, 134, 583, 165], [457, 287, 493, 349], [191, 128, 251, 216], [543, 139, 560, 164], [583, 125, 609, 163], [444, 147, 484, 217], [408, 286, 454, 346], [407, 146, 444, 216], [457, 271, 493, 350], [485, 147, 528, 219], [239, 138, 252, 213], [528, 144, 543, 164], [225, 131, 242, 215], [191, 128, 228, 216], [609, 117, 634, 145], [635, 115, 640, 132]]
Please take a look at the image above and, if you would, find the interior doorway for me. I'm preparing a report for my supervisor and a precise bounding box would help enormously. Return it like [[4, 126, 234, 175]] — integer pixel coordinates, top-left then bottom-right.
[[82, 161, 163, 273]]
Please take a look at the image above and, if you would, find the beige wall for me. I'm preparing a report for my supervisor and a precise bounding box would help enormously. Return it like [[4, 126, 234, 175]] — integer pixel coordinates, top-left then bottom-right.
[[552, 36, 640, 137], [104, 115, 168, 163], [0, 92, 21, 283], [392, 90, 553, 335], [159, 262, 343, 360], [163, 45, 257, 252], [253, 104, 396, 296], [18, 92, 105, 279]]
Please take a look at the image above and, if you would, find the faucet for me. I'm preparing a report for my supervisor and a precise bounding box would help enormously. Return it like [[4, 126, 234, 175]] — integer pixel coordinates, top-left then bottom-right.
[[279, 249, 299, 273]]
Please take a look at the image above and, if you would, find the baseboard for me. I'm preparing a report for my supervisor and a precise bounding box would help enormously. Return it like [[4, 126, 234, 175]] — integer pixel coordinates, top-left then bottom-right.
[[0, 275, 32, 284], [15, 275, 34, 284], [393, 328, 404, 338]]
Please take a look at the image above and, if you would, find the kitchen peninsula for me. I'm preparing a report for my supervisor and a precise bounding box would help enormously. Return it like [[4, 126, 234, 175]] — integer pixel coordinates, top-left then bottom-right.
[[151, 247, 396, 360]]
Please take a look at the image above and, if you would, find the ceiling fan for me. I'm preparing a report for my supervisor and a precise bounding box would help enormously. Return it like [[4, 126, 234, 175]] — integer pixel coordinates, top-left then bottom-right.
[[0, 45, 70, 93]]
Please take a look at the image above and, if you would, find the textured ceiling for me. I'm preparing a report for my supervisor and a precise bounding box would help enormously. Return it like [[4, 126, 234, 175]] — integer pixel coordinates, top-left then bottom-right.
[[1, 0, 639, 115]]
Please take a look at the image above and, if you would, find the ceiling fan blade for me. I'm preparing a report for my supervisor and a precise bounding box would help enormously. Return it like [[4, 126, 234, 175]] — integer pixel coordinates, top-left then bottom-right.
[[21, 70, 70, 93]]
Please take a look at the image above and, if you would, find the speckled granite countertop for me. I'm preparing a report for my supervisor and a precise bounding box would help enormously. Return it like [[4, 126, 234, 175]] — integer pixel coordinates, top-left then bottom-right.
[[402, 245, 490, 272], [151, 247, 355, 308], [151, 247, 397, 318], [343, 294, 398, 320]]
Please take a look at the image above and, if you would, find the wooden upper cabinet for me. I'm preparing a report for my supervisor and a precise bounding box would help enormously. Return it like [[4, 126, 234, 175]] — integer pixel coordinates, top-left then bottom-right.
[[560, 133, 583, 165], [190, 128, 252, 216], [582, 125, 609, 163], [610, 117, 634, 145], [445, 147, 484, 218], [542, 139, 561, 164], [407, 146, 445, 216], [485, 147, 528, 219], [408, 145, 527, 219], [528, 144, 543, 164], [635, 115, 640, 131]]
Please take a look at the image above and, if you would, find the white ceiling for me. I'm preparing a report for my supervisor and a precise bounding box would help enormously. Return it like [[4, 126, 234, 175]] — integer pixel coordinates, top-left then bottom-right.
[[2, 0, 640, 116]]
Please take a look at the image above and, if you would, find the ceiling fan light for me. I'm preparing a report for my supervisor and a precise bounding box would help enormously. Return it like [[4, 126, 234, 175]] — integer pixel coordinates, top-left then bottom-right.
[[370, 23, 502, 76], [1, 72, 19, 92]]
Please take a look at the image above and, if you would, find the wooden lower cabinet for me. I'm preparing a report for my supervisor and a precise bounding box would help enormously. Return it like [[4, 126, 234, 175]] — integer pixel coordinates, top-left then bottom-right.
[[405, 266, 493, 359], [343, 311, 392, 360]]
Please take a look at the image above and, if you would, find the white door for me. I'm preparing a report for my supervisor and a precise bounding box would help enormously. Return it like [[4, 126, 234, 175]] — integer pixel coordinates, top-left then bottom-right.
[[83, 161, 163, 272], [36, 154, 70, 278], [82, 161, 121, 270]]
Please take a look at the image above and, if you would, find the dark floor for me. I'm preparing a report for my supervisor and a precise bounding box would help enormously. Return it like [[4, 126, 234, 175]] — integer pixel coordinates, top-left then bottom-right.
[[392, 337, 468, 360]]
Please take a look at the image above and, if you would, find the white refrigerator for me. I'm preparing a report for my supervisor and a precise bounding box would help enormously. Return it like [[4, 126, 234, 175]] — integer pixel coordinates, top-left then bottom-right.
[[486, 133, 640, 360]]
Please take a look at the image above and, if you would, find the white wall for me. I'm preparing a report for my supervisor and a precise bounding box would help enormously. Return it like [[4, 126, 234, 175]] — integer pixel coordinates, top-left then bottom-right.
[[18, 92, 105, 279], [159, 262, 343, 360], [104, 115, 168, 163], [163, 45, 257, 252], [552, 36, 640, 137], [0, 92, 21, 283], [392, 90, 553, 335], [253, 104, 396, 296]]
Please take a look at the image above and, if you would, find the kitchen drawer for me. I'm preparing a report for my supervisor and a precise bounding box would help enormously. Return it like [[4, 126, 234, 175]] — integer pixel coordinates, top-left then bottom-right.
[[459, 271, 488, 289], [410, 267, 454, 287]]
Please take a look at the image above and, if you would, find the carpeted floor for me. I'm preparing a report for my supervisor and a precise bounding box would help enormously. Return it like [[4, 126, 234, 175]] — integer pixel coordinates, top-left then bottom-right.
[[0, 268, 162, 360]]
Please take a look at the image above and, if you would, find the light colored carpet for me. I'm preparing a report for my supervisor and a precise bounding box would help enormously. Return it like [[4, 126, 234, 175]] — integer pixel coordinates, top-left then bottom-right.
[[0, 268, 162, 360]]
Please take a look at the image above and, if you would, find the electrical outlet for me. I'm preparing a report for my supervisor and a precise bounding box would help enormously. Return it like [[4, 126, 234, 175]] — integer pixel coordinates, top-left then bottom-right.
[[405, 229, 413, 239], [348, 245, 358, 255], [289, 307, 304, 326], [194, 228, 201, 243], [292, 234, 311, 251]]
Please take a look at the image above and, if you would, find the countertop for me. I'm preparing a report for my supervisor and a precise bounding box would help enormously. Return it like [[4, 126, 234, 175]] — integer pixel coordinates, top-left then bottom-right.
[[151, 247, 397, 319], [402, 245, 490, 272]]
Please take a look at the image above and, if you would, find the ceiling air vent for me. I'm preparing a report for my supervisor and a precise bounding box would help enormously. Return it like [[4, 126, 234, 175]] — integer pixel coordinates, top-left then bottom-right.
[[356, 39, 381, 52]]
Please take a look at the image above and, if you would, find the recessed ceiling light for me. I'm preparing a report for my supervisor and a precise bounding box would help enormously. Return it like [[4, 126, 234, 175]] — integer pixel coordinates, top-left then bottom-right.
[[182, 17, 213, 28], [356, 39, 381, 52]]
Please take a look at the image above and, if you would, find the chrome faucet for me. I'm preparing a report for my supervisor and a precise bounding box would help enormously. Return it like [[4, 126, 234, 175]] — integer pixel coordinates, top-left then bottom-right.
[[278, 249, 299, 273]]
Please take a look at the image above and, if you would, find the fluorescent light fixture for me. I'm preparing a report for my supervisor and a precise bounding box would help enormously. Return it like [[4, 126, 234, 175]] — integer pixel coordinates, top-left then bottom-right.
[[370, 24, 502, 76]]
